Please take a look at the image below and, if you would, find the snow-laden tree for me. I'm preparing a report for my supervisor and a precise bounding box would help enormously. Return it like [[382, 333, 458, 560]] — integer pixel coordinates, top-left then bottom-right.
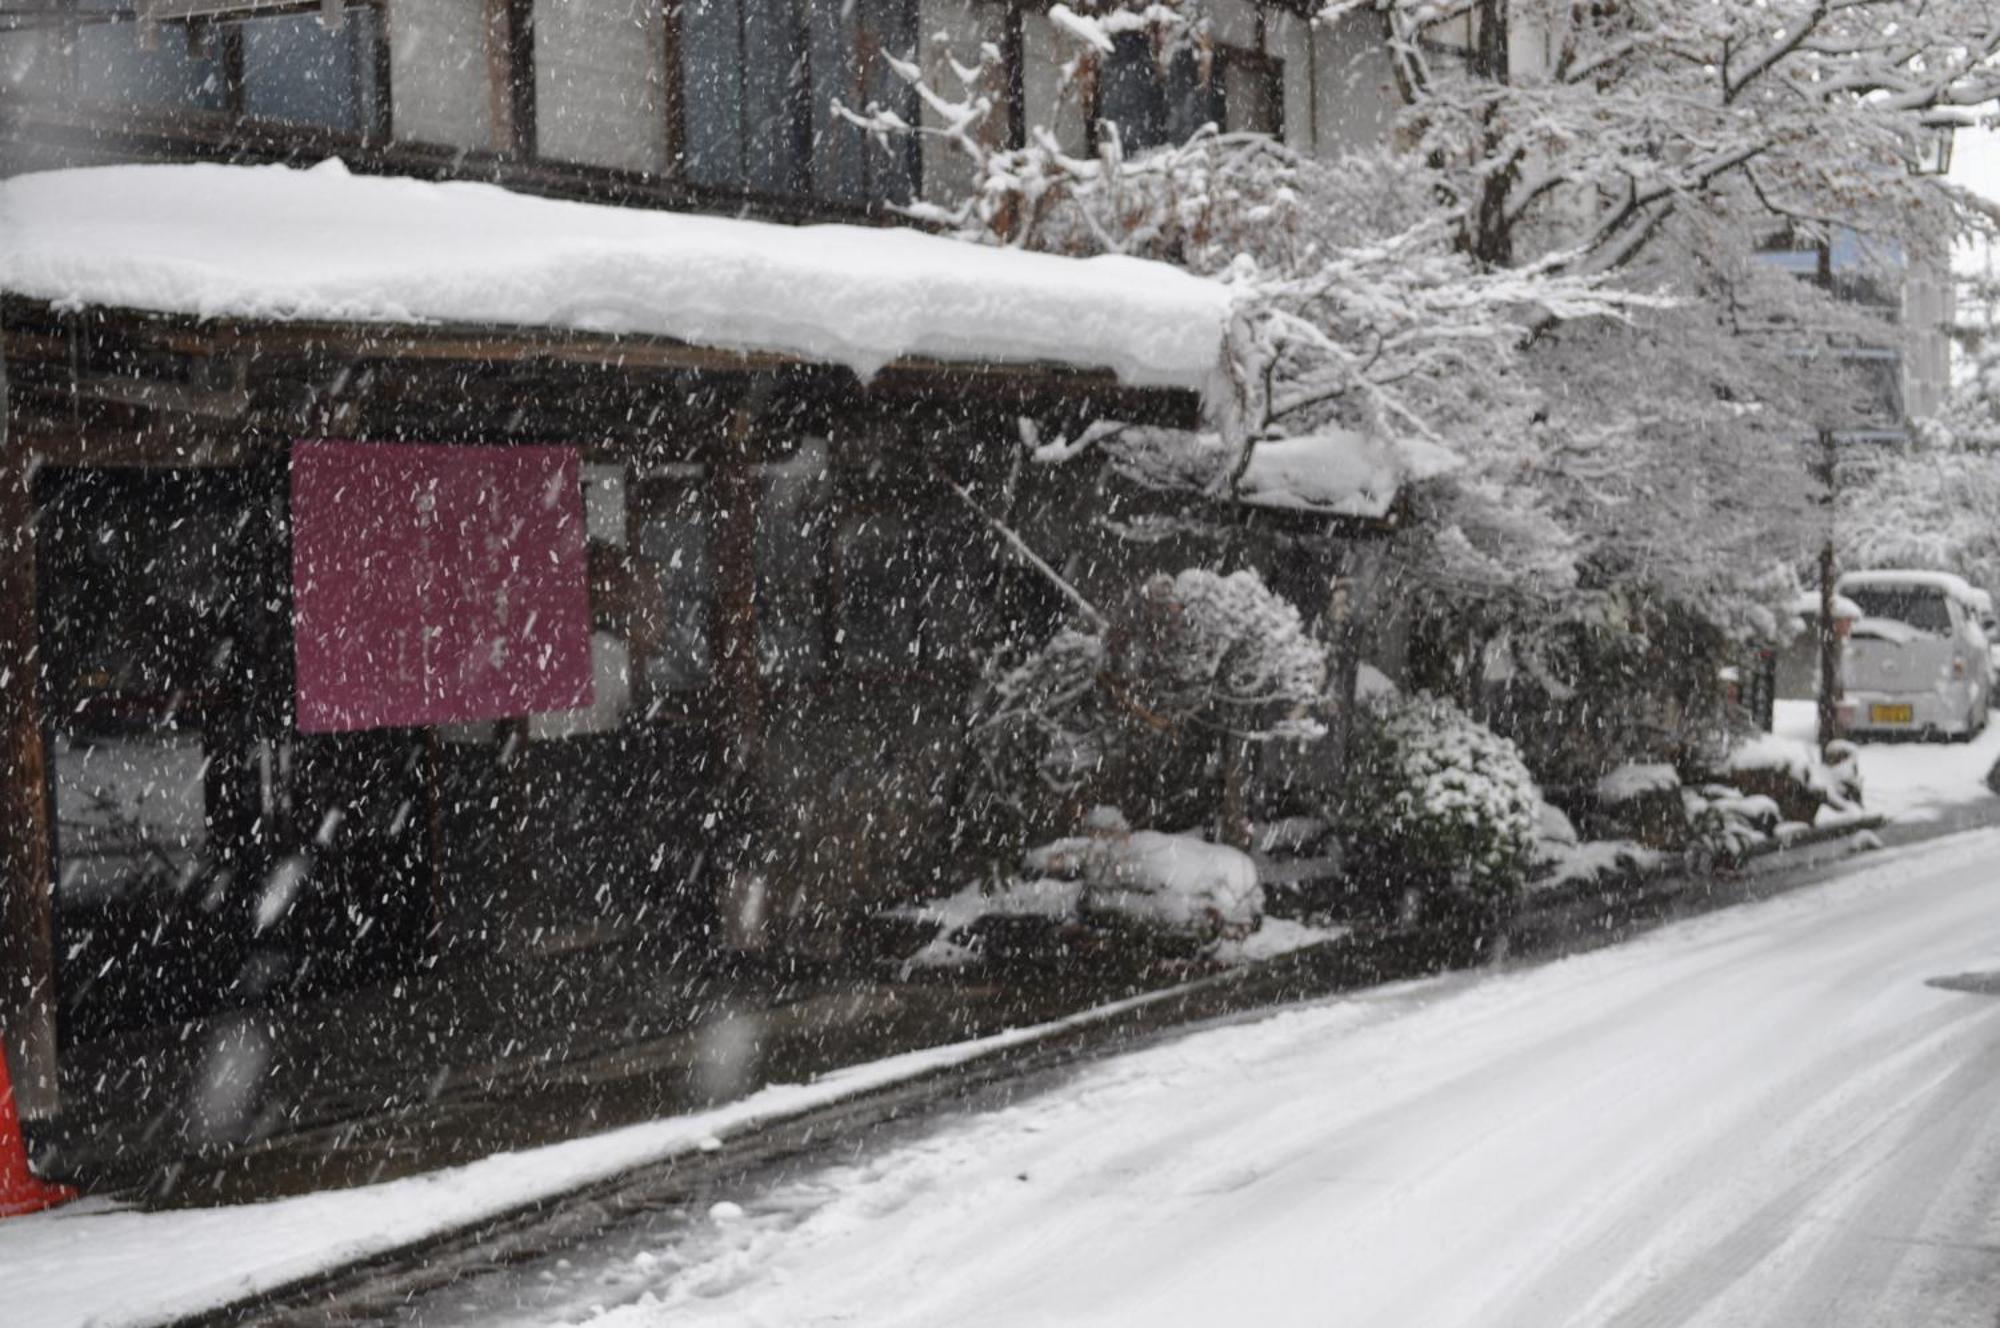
[[851, 0, 1994, 789], [1840, 265, 2000, 594], [841, 5, 1653, 492], [967, 567, 1327, 846]]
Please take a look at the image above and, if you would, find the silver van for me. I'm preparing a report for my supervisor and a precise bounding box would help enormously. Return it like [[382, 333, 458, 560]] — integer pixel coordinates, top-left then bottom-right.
[[1838, 571, 1993, 740]]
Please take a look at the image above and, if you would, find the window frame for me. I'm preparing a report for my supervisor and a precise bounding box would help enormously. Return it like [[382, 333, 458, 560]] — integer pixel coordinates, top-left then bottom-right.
[[511, 0, 922, 212], [18, 0, 394, 147], [1086, 26, 1284, 155], [661, 0, 922, 211]]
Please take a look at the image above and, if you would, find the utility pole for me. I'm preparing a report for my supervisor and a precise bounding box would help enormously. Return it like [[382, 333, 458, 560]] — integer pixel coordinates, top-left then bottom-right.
[[1814, 239, 1842, 755], [1815, 431, 1840, 754]]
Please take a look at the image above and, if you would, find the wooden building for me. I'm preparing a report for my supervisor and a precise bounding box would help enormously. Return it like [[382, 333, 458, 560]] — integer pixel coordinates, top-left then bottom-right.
[[0, 0, 1402, 1129]]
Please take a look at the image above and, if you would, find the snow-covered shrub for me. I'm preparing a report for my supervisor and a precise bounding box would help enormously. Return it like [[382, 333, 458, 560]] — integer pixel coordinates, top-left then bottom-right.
[[965, 568, 1326, 843], [1682, 784, 1781, 867], [1449, 595, 1761, 795], [1114, 570, 1328, 740], [1339, 694, 1539, 945], [1532, 839, 1664, 895]]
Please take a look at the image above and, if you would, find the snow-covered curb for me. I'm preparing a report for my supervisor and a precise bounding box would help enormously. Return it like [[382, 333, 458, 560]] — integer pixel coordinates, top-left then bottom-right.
[[3, 977, 1262, 1328]]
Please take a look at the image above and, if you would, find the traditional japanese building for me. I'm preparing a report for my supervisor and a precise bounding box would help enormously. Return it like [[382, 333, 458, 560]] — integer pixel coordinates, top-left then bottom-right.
[[0, 0, 1401, 1152]]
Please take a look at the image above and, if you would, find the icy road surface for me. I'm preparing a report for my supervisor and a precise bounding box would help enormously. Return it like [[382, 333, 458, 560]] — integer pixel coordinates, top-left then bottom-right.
[[488, 832, 2000, 1328]]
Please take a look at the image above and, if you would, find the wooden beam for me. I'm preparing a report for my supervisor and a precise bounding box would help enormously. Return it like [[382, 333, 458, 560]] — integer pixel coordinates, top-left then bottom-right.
[[13, 416, 249, 469], [3, 303, 1179, 403]]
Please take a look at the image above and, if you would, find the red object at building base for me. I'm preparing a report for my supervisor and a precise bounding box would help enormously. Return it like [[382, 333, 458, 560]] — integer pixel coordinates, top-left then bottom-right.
[[0, 1036, 76, 1218]]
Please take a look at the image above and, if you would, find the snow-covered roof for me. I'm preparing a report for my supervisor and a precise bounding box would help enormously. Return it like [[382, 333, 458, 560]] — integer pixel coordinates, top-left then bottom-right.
[[1234, 429, 1461, 519], [0, 160, 1234, 394], [1837, 569, 1987, 611]]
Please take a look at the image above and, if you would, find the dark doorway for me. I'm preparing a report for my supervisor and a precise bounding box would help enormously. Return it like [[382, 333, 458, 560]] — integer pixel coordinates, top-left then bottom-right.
[[35, 465, 433, 1044]]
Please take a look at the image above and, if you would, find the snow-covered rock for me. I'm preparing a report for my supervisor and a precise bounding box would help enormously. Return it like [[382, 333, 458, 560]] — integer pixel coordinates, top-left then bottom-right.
[[1032, 808, 1263, 942], [1723, 734, 1861, 822], [1234, 429, 1462, 520]]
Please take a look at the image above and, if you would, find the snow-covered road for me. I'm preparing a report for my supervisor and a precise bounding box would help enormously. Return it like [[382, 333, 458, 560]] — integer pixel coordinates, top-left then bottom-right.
[[491, 831, 2000, 1328]]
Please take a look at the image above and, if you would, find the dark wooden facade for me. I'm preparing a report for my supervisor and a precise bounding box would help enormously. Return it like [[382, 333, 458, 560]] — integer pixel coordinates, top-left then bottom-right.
[[0, 292, 1200, 1118], [0, 0, 1366, 1125]]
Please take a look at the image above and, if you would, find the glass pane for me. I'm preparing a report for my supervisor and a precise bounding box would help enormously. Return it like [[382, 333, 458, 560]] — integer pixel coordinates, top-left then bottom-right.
[[1164, 47, 1223, 143], [238, 7, 381, 131], [1846, 588, 1952, 635], [53, 733, 211, 910], [860, 0, 916, 203], [681, 0, 744, 187], [1097, 31, 1165, 152], [741, 0, 804, 195], [0, 25, 73, 103], [534, 0, 668, 172], [916, 517, 992, 662], [837, 510, 922, 673], [636, 495, 714, 690], [74, 15, 228, 113], [757, 440, 830, 679], [1223, 57, 1277, 135], [809, 0, 867, 205]]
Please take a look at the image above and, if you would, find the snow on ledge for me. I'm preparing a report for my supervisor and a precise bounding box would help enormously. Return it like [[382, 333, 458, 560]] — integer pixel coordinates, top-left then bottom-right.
[[0, 160, 1235, 394], [1235, 429, 1461, 519]]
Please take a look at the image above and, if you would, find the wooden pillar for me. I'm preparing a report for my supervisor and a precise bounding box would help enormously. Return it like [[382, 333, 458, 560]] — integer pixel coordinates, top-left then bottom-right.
[[712, 405, 769, 950], [0, 426, 58, 1119], [1325, 537, 1383, 799], [714, 407, 763, 781]]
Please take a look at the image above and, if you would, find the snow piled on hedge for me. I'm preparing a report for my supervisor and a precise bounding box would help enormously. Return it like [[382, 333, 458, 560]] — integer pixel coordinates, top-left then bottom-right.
[[1357, 695, 1541, 897]]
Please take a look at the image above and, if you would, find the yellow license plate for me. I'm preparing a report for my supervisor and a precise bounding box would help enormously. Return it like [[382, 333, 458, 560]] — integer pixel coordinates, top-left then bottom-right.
[[1871, 704, 1913, 724]]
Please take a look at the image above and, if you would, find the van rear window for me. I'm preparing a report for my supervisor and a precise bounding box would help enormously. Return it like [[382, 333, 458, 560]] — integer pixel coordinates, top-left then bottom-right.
[[1846, 586, 1953, 634]]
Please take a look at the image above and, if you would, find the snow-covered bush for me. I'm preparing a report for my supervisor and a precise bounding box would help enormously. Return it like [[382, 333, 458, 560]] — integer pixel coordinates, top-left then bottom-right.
[[1113, 569, 1327, 740], [1338, 694, 1539, 945], [1682, 785, 1782, 867], [966, 568, 1326, 843]]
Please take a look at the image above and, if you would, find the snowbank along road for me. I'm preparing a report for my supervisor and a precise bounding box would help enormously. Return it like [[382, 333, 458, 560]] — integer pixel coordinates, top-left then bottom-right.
[[428, 831, 2000, 1328]]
